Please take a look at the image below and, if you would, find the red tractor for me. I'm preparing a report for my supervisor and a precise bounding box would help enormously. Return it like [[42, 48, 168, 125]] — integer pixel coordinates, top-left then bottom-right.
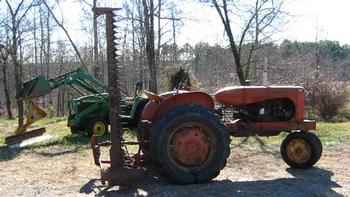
[[92, 85, 322, 185]]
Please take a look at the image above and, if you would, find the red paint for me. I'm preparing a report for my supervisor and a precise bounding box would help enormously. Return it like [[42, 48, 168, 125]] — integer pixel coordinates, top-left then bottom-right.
[[172, 127, 210, 166], [141, 91, 214, 122], [214, 86, 305, 121]]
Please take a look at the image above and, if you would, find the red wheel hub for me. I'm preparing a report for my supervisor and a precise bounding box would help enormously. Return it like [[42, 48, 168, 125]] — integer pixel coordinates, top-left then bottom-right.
[[172, 127, 210, 166]]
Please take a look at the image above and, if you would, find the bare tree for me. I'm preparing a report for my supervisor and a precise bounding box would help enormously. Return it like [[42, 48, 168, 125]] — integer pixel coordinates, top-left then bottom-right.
[[92, 0, 100, 79], [143, 0, 157, 93], [156, 0, 162, 68], [45, 6, 52, 104], [41, 0, 87, 68], [0, 43, 14, 119], [5, 0, 37, 126], [211, 0, 284, 84]]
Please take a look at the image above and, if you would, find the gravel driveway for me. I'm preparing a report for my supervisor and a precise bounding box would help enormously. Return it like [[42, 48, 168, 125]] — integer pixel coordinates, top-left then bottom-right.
[[0, 141, 348, 197]]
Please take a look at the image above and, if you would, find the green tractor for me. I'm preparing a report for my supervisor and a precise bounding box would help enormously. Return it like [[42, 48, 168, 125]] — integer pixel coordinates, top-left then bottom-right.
[[68, 91, 148, 136], [17, 68, 148, 136]]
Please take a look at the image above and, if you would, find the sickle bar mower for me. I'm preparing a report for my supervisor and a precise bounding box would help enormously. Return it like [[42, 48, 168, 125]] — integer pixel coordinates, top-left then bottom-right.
[[90, 7, 323, 187]]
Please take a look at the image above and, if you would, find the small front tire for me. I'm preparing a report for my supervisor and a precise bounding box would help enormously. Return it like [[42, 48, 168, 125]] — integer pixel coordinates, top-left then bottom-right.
[[281, 131, 322, 169], [86, 119, 108, 137]]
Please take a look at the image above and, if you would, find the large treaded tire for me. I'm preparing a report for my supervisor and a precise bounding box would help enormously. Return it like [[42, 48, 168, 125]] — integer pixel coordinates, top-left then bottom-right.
[[281, 131, 322, 169], [150, 104, 230, 184]]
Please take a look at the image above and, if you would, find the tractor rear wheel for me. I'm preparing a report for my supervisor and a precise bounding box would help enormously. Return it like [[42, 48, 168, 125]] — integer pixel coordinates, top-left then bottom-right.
[[281, 131, 322, 169], [151, 105, 230, 184]]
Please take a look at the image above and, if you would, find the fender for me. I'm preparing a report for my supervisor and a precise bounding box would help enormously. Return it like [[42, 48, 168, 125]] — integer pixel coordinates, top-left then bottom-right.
[[141, 91, 215, 122]]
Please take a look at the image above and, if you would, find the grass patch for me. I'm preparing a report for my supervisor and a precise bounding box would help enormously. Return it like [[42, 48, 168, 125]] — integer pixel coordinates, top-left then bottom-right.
[[316, 122, 350, 146], [0, 117, 139, 158], [0, 117, 71, 147], [231, 122, 350, 149], [1, 117, 350, 152]]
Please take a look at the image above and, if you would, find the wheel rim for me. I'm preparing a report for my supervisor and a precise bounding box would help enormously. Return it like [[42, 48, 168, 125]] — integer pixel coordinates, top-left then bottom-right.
[[168, 123, 213, 168], [93, 121, 106, 136], [286, 138, 312, 164]]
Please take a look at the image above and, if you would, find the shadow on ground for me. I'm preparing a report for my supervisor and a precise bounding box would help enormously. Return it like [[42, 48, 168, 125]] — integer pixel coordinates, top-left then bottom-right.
[[80, 167, 343, 197]]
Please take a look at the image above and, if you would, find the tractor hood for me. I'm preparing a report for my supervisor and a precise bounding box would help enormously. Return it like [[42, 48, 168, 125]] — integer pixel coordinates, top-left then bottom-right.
[[214, 86, 304, 106]]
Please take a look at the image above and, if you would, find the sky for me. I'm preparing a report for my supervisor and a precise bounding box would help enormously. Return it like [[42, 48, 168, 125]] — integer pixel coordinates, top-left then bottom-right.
[[177, 0, 350, 45], [33, 0, 350, 46]]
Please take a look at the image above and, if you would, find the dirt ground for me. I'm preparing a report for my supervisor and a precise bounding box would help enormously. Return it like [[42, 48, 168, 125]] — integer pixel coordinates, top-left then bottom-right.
[[0, 140, 349, 197]]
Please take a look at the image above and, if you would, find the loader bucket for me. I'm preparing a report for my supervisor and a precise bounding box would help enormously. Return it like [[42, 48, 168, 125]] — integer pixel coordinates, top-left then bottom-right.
[[5, 128, 46, 145], [17, 76, 51, 99], [5, 100, 47, 145]]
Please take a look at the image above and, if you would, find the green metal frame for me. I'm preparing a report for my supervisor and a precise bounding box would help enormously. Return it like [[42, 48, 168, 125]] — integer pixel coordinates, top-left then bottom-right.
[[18, 67, 148, 135], [18, 68, 106, 99]]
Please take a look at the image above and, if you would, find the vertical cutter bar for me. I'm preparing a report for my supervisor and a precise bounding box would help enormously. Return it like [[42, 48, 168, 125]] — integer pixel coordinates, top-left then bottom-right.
[[106, 11, 123, 168]]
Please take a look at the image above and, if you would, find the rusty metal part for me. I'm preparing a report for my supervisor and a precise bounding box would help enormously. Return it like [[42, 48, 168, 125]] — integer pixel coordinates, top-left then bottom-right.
[[105, 7, 123, 169], [90, 135, 101, 166], [91, 7, 147, 186], [225, 119, 316, 137], [5, 127, 46, 145], [286, 138, 312, 164], [171, 127, 210, 166], [91, 134, 146, 186], [91, 134, 147, 167], [93, 7, 121, 16]]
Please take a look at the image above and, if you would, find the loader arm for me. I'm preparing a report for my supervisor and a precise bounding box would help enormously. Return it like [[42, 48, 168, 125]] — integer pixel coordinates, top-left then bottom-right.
[[7, 68, 105, 145], [17, 67, 106, 100]]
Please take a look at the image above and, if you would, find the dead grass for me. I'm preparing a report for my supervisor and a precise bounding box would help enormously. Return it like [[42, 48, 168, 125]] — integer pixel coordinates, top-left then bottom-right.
[[231, 121, 350, 149], [0, 117, 349, 196], [1, 117, 350, 150]]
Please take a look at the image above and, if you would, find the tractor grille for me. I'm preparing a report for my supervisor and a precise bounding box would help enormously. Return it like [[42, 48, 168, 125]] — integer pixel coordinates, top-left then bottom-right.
[[217, 105, 239, 123]]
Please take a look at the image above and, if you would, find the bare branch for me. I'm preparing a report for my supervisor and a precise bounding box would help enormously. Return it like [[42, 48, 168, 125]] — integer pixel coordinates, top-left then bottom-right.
[[238, 12, 256, 55], [41, 0, 86, 68]]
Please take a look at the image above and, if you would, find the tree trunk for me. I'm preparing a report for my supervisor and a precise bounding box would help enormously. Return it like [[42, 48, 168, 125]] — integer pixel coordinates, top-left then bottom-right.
[[143, 0, 157, 93], [56, 63, 64, 116], [131, 0, 138, 91], [93, 0, 100, 80], [46, 10, 52, 105], [33, 8, 38, 75], [171, 10, 177, 64], [212, 0, 249, 85], [1, 62, 13, 119], [157, 0, 161, 67], [11, 23, 24, 126]]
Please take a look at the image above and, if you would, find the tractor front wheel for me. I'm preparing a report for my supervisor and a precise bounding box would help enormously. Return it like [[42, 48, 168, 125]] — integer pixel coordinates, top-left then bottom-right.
[[151, 105, 230, 184], [87, 119, 108, 137], [281, 131, 322, 169]]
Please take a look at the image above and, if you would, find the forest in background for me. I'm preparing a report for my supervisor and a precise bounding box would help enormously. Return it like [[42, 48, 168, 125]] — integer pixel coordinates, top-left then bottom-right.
[[0, 0, 349, 122]]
